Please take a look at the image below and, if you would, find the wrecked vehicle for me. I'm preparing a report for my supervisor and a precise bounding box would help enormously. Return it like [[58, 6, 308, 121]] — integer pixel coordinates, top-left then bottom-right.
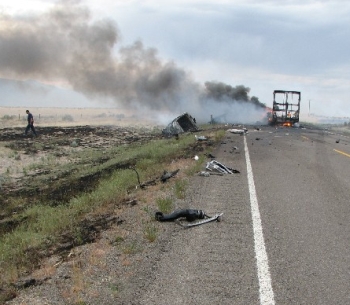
[[162, 112, 198, 136], [267, 90, 301, 127]]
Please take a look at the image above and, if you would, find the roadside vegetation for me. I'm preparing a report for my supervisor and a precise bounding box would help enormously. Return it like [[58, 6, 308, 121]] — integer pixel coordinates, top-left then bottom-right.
[[0, 125, 226, 302]]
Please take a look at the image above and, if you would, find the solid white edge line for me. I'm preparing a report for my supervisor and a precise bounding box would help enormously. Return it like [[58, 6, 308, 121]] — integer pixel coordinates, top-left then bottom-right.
[[244, 135, 275, 305]]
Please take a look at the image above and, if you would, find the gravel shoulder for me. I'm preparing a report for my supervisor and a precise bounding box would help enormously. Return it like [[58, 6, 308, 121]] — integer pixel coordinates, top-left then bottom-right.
[[135, 134, 260, 305], [6, 131, 260, 305]]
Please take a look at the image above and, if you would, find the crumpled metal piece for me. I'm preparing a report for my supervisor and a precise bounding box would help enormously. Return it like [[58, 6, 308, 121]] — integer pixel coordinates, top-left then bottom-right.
[[205, 160, 240, 174]]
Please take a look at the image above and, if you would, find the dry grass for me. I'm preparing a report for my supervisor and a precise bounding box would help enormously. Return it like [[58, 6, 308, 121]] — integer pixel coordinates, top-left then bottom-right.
[[0, 114, 227, 304], [0, 106, 156, 128]]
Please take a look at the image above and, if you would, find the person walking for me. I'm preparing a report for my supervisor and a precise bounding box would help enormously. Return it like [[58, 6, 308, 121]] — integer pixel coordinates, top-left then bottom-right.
[[25, 109, 37, 136]]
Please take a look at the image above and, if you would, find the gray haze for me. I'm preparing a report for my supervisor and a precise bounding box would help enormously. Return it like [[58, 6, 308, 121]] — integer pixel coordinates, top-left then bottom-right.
[[0, 1, 266, 123], [89, 0, 350, 119]]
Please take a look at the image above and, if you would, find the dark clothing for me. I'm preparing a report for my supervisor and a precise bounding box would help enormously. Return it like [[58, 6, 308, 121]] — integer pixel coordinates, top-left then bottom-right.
[[25, 112, 37, 136], [27, 112, 34, 124], [25, 123, 37, 136]]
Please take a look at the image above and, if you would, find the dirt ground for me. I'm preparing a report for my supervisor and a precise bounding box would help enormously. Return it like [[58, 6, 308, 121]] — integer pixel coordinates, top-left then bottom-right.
[[3, 108, 345, 304], [0, 106, 166, 205], [1, 108, 228, 304], [2, 121, 247, 305], [0, 107, 155, 129], [0, 106, 160, 186]]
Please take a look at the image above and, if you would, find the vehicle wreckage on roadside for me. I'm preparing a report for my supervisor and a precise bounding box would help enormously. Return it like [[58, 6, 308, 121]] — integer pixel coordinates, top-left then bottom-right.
[[162, 112, 198, 136]]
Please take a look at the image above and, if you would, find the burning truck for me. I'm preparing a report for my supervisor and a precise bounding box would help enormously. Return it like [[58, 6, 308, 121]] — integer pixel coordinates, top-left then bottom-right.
[[267, 90, 301, 127]]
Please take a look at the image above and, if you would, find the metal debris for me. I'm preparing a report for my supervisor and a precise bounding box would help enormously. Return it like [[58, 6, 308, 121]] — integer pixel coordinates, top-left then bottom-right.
[[227, 128, 248, 135], [206, 160, 240, 174], [176, 213, 223, 228], [199, 171, 223, 177], [161, 169, 180, 182], [195, 135, 207, 141], [155, 209, 223, 228]]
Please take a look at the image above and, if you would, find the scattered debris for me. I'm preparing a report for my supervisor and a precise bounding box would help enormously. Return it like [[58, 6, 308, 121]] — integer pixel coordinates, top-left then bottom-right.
[[177, 213, 223, 228], [130, 166, 144, 188], [205, 153, 216, 159], [130, 167, 157, 188], [336, 139, 340, 143], [199, 171, 210, 177], [162, 112, 198, 136], [130, 167, 179, 187], [229, 146, 240, 154], [161, 169, 180, 182], [155, 209, 205, 222], [155, 209, 223, 228], [227, 128, 248, 135], [206, 160, 240, 174], [195, 135, 207, 141], [121, 199, 138, 207], [198, 171, 223, 177]]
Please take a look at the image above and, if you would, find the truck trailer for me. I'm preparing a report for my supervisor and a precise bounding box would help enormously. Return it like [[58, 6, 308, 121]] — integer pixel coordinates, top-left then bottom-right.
[[268, 90, 301, 126]]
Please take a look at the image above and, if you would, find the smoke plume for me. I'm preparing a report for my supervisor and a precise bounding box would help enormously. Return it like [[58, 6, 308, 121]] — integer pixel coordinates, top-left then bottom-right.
[[0, 1, 266, 124]]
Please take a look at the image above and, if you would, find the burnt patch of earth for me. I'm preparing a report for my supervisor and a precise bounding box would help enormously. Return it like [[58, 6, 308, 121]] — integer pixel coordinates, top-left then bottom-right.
[[0, 125, 163, 223], [179, 136, 215, 159], [0, 123, 222, 304], [1, 212, 124, 302]]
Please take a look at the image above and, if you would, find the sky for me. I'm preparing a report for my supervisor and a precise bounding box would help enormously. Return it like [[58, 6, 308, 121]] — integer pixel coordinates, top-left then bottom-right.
[[0, 0, 349, 123]]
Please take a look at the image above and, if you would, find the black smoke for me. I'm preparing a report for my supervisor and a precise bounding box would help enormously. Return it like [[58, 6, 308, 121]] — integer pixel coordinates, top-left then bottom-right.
[[0, 1, 266, 123], [204, 82, 265, 108]]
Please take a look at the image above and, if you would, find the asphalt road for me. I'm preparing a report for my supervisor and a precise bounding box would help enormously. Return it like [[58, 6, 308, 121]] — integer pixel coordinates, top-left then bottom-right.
[[136, 125, 350, 305], [250, 126, 350, 305]]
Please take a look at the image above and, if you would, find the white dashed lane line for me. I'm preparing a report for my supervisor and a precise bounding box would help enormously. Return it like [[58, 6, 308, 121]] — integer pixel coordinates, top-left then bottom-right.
[[244, 135, 276, 305]]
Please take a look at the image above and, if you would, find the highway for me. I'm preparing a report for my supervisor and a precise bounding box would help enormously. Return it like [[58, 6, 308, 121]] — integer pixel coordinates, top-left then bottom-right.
[[249, 126, 350, 304], [5, 125, 349, 305], [138, 125, 350, 305]]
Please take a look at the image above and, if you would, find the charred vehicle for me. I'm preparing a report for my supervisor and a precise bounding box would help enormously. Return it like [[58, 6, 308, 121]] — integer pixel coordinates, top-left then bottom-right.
[[162, 112, 198, 136], [268, 90, 301, 126]]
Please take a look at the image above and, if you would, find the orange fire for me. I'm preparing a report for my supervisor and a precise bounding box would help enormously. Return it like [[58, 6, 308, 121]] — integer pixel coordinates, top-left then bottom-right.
[[282, 122, 292, 127]]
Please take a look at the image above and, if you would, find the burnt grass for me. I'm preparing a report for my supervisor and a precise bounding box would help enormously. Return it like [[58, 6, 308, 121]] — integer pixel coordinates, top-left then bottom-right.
[[0, 124, 215, 300], [1, 125, 212, 211], [1, 125, 161, 207]]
